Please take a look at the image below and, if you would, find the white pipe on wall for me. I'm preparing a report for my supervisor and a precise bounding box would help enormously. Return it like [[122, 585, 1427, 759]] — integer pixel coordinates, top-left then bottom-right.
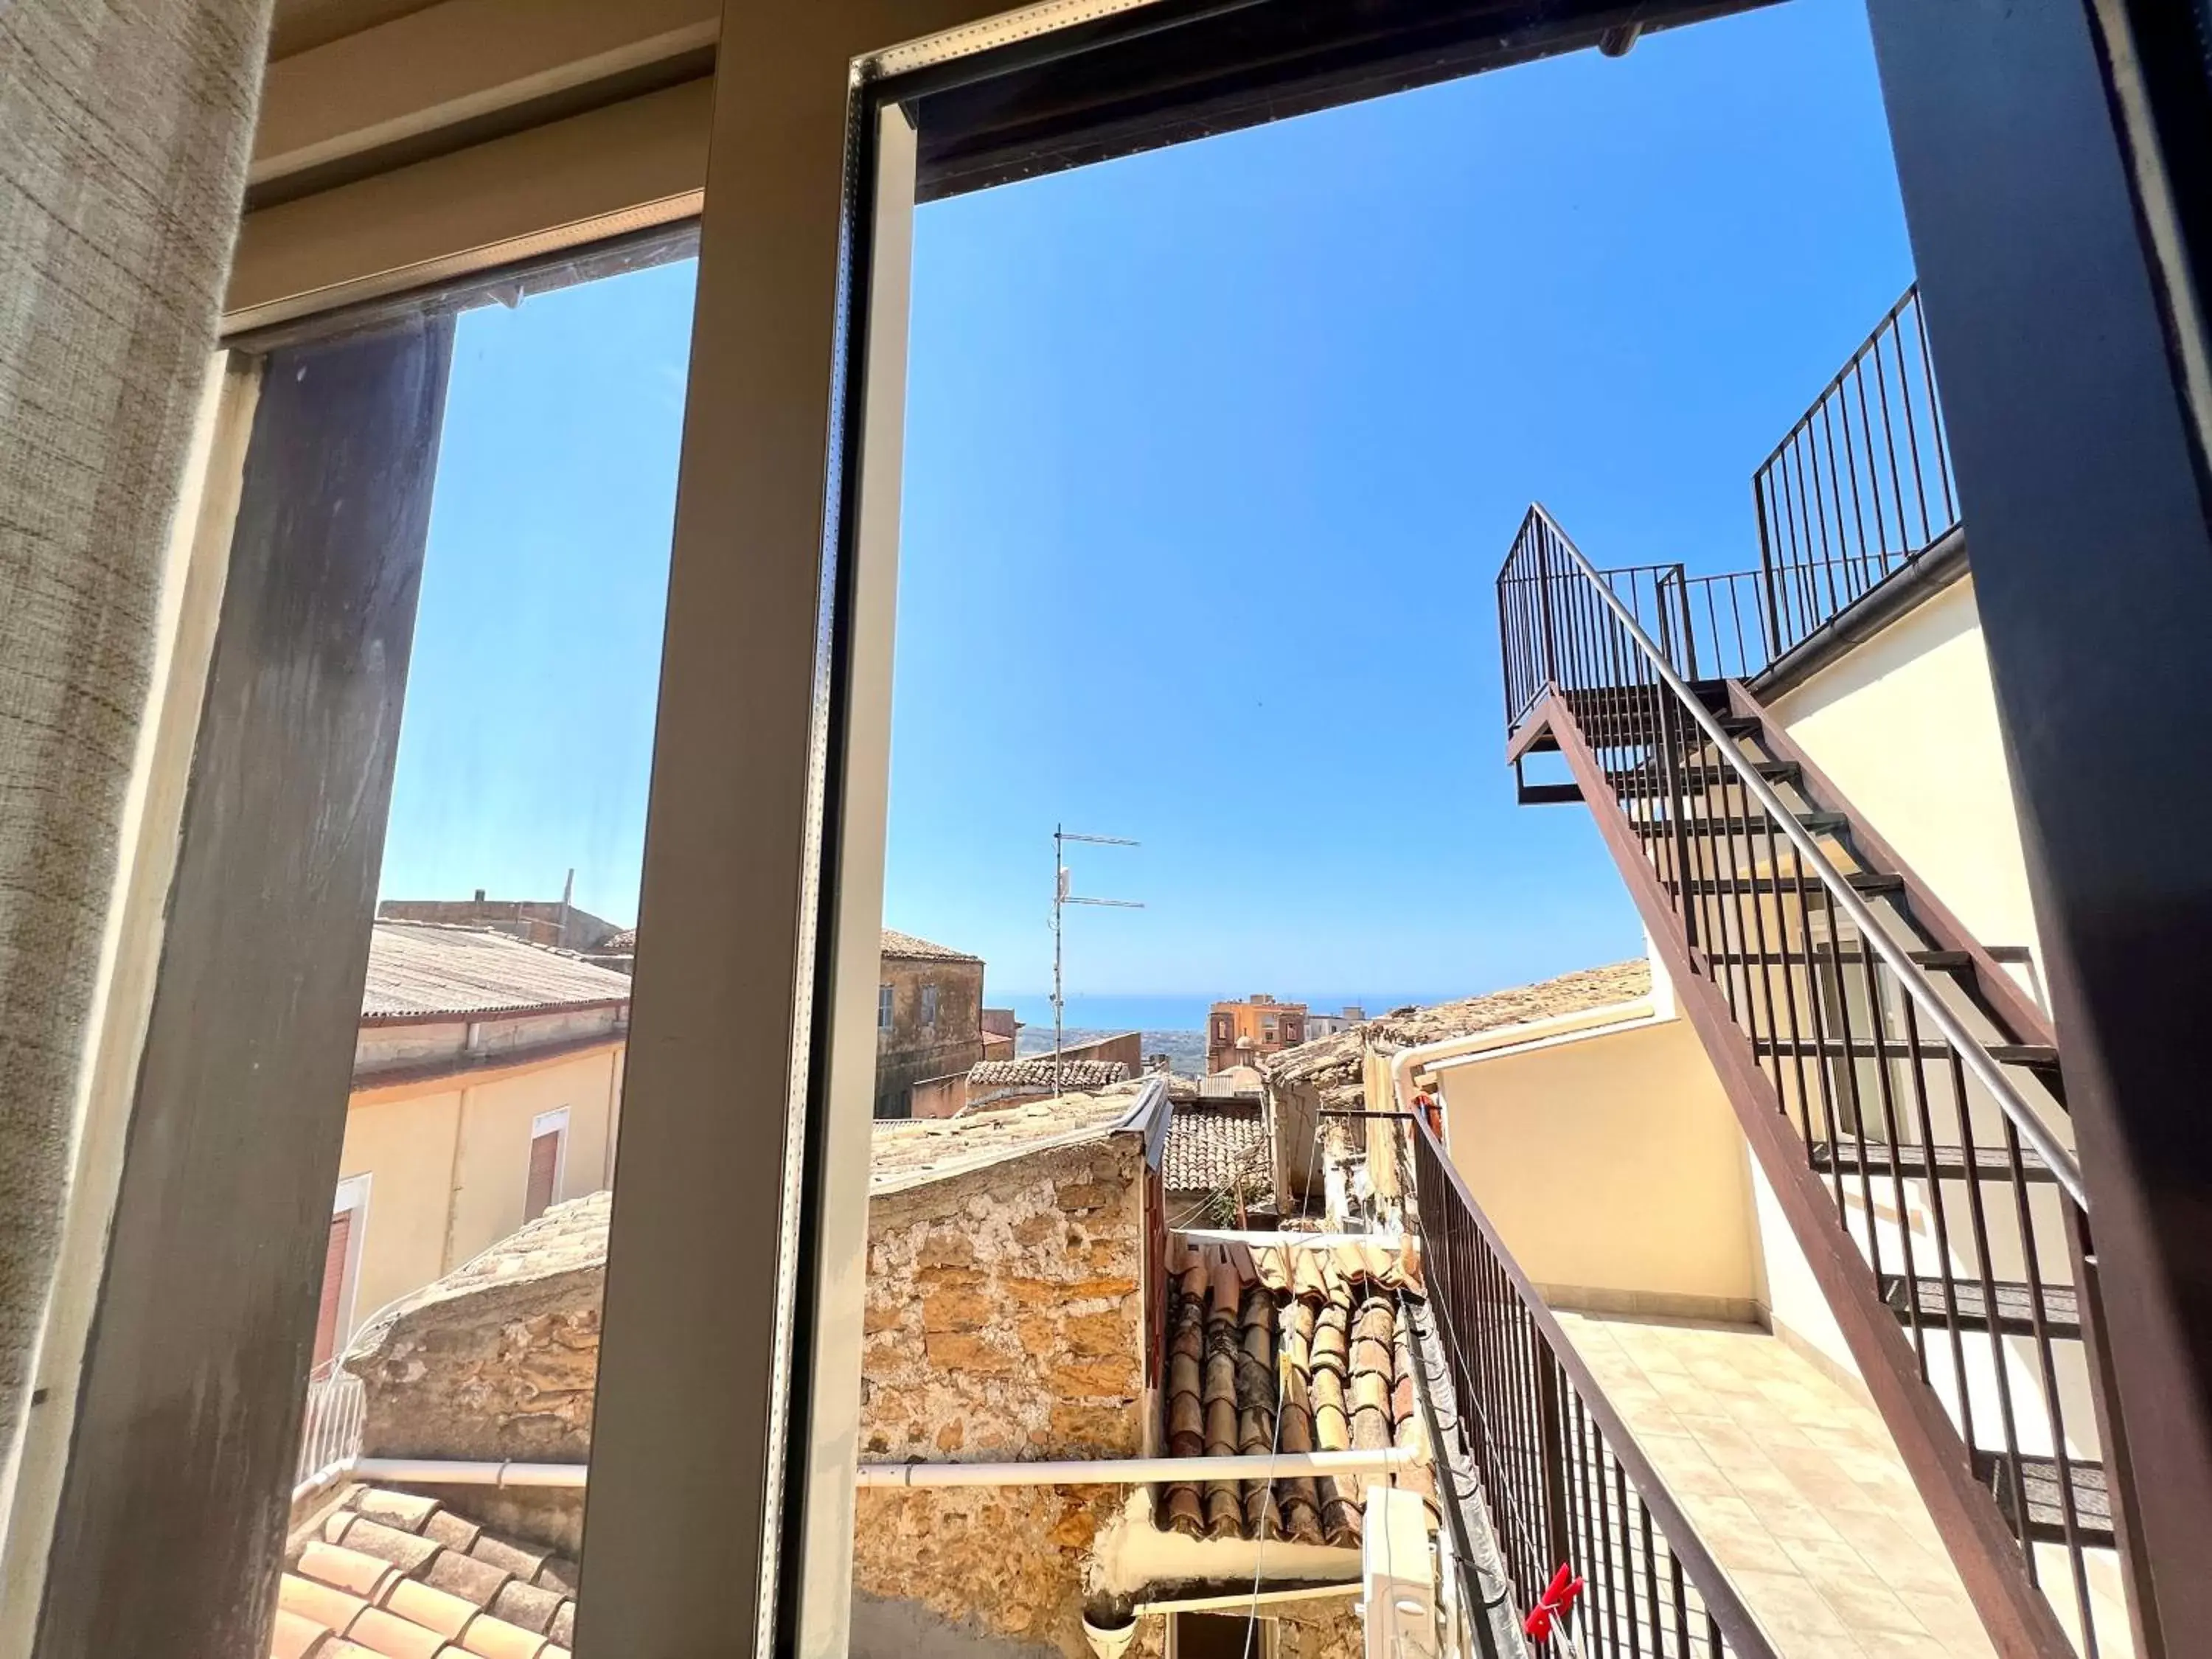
[[349, 1457, 589, 1488], [331, 1444, 1414, 1494], [852, 1447, 1415, 1489]]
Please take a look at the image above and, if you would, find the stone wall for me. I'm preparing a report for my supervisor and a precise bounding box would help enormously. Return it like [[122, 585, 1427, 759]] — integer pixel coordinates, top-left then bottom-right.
[[855, 1133, 1149, 1657], [344, 1130, 1158, 1658]]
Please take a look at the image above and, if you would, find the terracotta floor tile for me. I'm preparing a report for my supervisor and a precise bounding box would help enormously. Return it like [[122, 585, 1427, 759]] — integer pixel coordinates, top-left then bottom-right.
[[1554, 1315, 1998, 1659]]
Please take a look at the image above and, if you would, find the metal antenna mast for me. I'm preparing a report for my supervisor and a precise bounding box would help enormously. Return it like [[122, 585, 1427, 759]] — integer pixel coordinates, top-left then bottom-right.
[[1053, 824, 1141, 1099]]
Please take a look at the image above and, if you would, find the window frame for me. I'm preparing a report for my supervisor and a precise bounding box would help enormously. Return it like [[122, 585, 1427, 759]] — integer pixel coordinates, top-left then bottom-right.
[[21, 1, 2212, 1655], [525, 1107, 572, 1222]]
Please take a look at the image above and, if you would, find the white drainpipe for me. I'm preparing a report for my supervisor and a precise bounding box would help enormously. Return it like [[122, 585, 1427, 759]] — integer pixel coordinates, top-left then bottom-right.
[[1385, 999, 1656, 1123], [319, 1445, 1413, 1495], [853, 1447, 1414, 1488]]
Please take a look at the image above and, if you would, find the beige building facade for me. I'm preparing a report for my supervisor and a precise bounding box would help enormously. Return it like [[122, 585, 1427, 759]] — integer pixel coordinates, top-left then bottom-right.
[[315, 923, 632, 1370]]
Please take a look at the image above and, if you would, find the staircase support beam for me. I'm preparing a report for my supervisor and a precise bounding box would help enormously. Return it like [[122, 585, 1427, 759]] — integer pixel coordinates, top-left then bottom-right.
[[1540, 689, 2080, 1659]]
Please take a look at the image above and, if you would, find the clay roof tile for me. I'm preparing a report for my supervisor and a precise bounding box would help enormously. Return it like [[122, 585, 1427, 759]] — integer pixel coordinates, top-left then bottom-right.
[[272, 1607, 334, 1659]]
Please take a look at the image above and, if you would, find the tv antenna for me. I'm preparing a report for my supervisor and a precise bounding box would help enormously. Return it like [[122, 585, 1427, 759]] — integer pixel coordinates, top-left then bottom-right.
[[1053, 824, 1142, 1099]]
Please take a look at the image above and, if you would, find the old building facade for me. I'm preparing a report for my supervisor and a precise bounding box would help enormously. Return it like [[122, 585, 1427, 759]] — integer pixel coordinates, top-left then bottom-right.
[[1206, 995, 1306, 1074], [876, 930, 987, 1119]]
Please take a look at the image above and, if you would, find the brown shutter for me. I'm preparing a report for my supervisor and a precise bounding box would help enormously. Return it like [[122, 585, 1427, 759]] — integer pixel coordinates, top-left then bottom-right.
[[311, 1211, 351, 1373], [525, 1130, 561, 1222]]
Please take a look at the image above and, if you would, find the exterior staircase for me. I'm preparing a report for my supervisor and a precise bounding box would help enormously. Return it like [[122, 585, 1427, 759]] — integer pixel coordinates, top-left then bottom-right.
[[1493, 503, 2149, 1659]]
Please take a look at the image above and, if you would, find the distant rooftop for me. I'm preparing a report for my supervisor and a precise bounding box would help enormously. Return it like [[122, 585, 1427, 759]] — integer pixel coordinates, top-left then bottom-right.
[[362, 922, 636, 1023], [967, 1056, 1128, 1091], [880, 928, 981, 963]]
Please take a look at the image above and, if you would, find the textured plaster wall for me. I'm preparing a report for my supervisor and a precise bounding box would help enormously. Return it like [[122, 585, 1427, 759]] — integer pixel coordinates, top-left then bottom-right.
[[854, 1134, 1148, 1658]]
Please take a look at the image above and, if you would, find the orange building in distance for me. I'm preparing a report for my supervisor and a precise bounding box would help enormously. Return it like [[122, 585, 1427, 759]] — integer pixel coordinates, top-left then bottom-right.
[[1206, 994, 1307, 1074]]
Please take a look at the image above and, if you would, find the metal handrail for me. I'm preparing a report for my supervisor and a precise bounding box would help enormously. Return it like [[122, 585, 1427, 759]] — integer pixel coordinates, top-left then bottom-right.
[[1411, 1120, 1780, 1659], [1522, 502, 2087, 1207]]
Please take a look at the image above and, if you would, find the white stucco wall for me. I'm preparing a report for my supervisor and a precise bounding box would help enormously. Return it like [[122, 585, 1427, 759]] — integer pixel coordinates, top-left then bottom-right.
[[1767, 577, 2045, 987]]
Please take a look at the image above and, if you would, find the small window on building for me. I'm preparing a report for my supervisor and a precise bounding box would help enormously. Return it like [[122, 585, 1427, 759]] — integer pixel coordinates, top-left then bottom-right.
[[920, 984, 939, 1027], [879, 982, 894, 1030], [525, 1107, 569, 1223], [313, 1176, 370, 1377]]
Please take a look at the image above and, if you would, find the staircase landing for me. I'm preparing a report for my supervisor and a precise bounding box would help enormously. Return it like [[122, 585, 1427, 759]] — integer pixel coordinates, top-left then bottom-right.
[[1556, 1312, 1994, 1659]]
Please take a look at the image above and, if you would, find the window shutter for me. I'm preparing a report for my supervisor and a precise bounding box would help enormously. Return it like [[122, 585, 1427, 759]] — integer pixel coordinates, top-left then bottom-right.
[[311, 1210, 352, 1373]]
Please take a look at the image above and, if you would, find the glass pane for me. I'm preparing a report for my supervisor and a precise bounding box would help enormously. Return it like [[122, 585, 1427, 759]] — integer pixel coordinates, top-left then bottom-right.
[[273, 242, 696, 1659]]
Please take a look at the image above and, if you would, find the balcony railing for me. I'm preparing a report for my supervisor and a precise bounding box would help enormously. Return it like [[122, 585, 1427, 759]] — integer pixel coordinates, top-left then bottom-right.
[[1752, 285, 1959, 664], [1502, 286, 1961, 725], [295, 1368, 365, 1495], [1409, 1119, 1778, 1659]]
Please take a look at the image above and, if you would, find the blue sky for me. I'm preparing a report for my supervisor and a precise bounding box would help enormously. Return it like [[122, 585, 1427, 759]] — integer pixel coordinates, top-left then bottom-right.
[[379, 0, 1913, 1010]]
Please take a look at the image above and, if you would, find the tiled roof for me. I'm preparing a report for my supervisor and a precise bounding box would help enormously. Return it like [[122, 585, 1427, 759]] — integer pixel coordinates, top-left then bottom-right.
[[275, 1486, 577, 1658], [1158, 1235, 1427, 1548], [966, 1057, 1128, 1090], [880, 928, 981, 962], [362, 924, 635, 1021], [1162, 1102, 1267, 1194], [1262, 960, 1652, 1101], [870, 1088, 1140, 1194]]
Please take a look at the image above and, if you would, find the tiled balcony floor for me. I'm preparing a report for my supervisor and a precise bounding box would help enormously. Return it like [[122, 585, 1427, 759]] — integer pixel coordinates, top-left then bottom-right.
[[1554, 1312, 1995, 1659]]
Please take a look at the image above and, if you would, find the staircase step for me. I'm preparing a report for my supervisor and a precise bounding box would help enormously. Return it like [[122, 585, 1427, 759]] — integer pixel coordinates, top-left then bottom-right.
[[1631, 812, 1848, 838], [1809, 1139, 2058, 1184], [1755, 1035, 2060, 1071], [1669, 871, 1902, 897], [1611, 759, 1802, 793], [1711, 947, 1972, 971], [1573, 712, 1763, 745], [1972, 1450, 2115, 1548], [1879, 1273, 2081, 1339], [1518, 782, 1583, 806]]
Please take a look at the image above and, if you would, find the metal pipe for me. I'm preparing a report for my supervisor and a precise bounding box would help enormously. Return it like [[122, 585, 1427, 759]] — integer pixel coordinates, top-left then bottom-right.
[[852, 1447, 1415, 1488], [349, 1457, 589, 1488], [1526, 502, 2089, 1206], [335, 1444, 1414, 1495]]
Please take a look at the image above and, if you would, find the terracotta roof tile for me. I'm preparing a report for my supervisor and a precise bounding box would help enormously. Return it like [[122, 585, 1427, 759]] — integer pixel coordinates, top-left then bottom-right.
[[422, 1509, 483, 1553], [299, 1542, 404, 1601], [355, 1490, 442, 1533], [423, 1550, 511, 1609], [330, 1515, 444, 1576], [282, 1574, 369, 1636], [1156, 1234, 1427, 1548], [383, 1579, 481, 1641], [457, 1613, 549, 1659], [966, 1057, 1127, 1090], [1162, 1102, 1267, 1194], [532, 1558, 578, 1597], [273, 1607, 335, 1659], [489, 1580, 563, 1635], [347, 1606, 449, 1659], [469, 1535, 549, 1582], [279, 1492, 575, 1659]]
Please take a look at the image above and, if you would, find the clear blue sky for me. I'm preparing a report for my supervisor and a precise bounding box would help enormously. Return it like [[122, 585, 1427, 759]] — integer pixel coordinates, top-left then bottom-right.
[[380, 0, 1913, 1010]]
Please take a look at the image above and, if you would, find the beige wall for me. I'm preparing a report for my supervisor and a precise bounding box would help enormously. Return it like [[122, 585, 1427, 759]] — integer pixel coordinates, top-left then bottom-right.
[[1769, 577, 2045, 981], [337, 1037, 623, 1342], [1433, 1016, 1762, 1321]]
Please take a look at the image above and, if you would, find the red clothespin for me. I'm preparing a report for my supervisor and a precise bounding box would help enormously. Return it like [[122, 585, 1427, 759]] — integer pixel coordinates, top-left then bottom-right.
[[1524, 1563, 1585, 1644]]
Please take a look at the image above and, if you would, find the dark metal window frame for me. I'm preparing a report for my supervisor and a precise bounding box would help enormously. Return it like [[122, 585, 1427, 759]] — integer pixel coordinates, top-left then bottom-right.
[[28, 1, 2212, 1655]]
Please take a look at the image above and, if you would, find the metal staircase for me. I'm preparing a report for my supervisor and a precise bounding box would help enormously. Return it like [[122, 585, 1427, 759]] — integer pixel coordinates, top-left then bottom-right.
[[1493, 501, 2151, 1659]]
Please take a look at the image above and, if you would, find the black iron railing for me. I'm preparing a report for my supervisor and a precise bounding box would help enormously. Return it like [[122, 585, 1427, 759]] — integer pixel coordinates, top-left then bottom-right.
[[1409, 1120, 1778, 1659], [1500, 557, 1768, 734], [1503, 288, 1961, 724], [1498, 503, 2126, 1658], [1753, 285, 1958, 662]]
